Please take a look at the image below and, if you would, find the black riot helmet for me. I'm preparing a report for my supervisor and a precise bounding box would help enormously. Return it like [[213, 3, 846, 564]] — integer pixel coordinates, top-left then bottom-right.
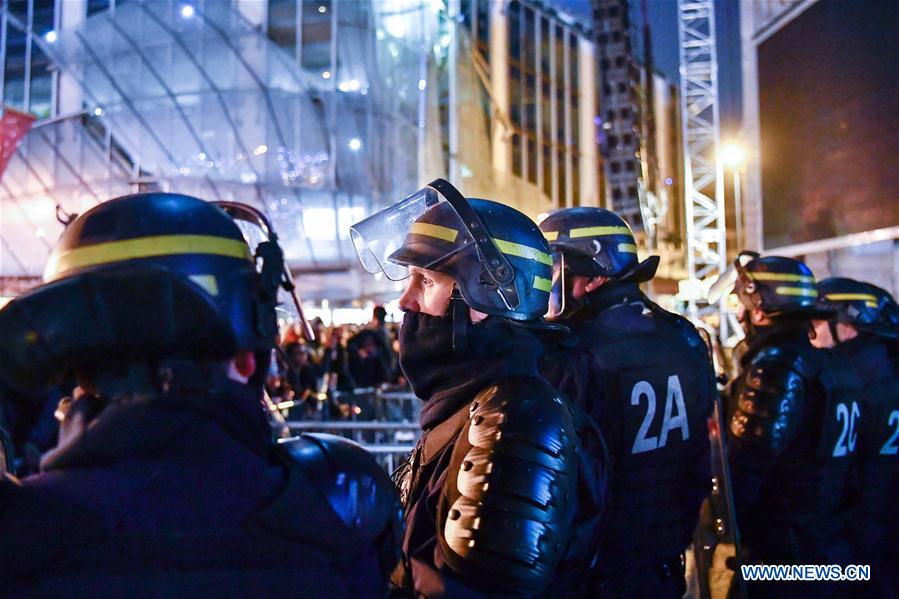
[[350, 179, 554, 322], [0, 193, 312, 391], [709, 251, 820, 318], [539, 207, 659, 318], [816, 277, 899, 340]]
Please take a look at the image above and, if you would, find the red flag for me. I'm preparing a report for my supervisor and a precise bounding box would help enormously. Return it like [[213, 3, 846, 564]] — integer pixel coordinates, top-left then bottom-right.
[[0, 107, 36, 180]]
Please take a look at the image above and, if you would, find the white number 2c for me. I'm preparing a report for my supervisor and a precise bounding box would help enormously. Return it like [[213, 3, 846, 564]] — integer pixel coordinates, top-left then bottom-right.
[[832, 401, 860, 457]]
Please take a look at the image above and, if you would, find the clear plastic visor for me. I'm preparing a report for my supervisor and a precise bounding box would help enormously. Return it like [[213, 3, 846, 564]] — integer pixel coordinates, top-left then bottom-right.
[[349, 186, 475, 281], [707, 266, 737, 304], [707, 252, 758, 304]]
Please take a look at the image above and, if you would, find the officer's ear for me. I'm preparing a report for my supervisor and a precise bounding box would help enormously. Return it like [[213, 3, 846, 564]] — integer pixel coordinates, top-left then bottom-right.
[[229, 350, 257, 383]]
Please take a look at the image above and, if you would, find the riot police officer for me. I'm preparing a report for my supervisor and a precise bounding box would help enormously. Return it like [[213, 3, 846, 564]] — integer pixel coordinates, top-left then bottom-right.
[[724, 252, 850, 596], [812, 278, 899, 595], [538, 207, 715, 598], [0, 193, 401, 595], [350, 179, 606, 597]]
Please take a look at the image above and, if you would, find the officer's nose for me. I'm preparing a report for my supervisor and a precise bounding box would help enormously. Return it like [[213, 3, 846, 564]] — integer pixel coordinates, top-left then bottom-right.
[[398, 284, 421, 313]]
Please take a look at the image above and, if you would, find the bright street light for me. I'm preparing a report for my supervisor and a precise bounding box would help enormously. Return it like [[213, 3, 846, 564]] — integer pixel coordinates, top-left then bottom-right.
[[721, 140, 746, 250], [721, 142, 746, 169]]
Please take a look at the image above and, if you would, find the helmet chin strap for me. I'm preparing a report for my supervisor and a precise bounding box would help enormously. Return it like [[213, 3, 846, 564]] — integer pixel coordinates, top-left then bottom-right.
[[828, 319, 842, 346], [450, 286, 469, 354]]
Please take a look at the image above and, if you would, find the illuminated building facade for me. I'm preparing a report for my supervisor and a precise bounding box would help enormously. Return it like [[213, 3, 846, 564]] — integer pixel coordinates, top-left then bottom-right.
[[1, 0, 691, 303]]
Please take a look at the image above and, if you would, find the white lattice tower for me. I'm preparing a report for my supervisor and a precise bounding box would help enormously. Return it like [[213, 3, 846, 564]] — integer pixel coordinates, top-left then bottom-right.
[[677, 0, 727, 341]]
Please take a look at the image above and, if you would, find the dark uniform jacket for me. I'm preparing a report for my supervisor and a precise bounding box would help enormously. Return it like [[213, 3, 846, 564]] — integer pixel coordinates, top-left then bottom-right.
[[727, 320, 855, 567], [543, 282, 714, 594], [827, 335, 899, 596], [394, 315, 605, 597], [0, 378, 400, 597]]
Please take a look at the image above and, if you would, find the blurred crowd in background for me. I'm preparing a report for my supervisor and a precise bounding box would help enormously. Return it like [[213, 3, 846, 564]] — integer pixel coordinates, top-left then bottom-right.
[[266, 306, 409, 421]]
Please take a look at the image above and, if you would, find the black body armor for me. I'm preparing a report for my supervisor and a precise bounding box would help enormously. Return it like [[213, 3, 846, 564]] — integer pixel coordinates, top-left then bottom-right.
[[727, 321, 856, 565], [544, 284, 715, 590], [395, 375, 598, 597], [826, 337, 899, 594]]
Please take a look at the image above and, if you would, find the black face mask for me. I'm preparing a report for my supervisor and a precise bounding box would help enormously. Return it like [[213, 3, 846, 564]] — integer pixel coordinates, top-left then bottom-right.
[[398, 311, 544, 429], [398, 311, 463, 403]]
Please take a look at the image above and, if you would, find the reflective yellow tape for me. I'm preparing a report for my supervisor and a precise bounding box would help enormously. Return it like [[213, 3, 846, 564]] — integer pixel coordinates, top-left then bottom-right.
[[618, 243, 638, 253], [543, 231, 559, 241], [189, 274, 219, 296], [533, 275, 552, 293], [776, 286, 818, 297], [866, 301, 878, 308], [569, 225, 632, 238], [825, 293, 878, 303], [747, 272, 815, 283], [410, 222, 458, 243], [47, 234, 251, 276], [492, 238, 553, 266]]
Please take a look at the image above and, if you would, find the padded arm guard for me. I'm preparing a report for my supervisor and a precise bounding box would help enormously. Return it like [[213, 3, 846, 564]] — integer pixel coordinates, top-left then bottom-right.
[[253, 434, 403, 578], [438, 376, 578, 595], [729, 346, 811, 454]]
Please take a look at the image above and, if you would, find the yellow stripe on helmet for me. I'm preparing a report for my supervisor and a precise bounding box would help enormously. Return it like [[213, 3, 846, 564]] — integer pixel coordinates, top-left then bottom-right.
[[533, 275, 552, 293], [492, 238, 553, 266], [775, 286, 818, 297], [46, 234, 251, 279], [747, 272, 815, 283], [569, 225, 632, 239], [618, 243, 638, 254], [409, 222, 459, 243], [825, 293, 878, 303], [543, 231, 559, 241]]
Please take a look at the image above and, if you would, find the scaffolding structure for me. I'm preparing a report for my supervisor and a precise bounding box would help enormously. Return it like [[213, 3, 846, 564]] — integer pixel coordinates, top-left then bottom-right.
[[676, 0, 728, 340]]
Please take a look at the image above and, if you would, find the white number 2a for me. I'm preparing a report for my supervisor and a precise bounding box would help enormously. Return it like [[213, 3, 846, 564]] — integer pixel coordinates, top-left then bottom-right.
[[631, 375, 690, 454]]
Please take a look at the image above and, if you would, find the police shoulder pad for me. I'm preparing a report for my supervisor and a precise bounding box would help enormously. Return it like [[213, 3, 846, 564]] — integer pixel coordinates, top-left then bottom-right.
[[249, 434, 402, 560], [438, 376, 578, 594], [731, 345, 817, 452]]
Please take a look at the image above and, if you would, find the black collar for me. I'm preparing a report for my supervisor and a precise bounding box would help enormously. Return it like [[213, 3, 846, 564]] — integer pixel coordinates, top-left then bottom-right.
[[579, 281, 645, 319], [41, 379, 271, 472]]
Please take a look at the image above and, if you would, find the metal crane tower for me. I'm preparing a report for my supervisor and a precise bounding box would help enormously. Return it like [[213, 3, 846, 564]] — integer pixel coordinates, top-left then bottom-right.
[[676, 0, 728, 341]]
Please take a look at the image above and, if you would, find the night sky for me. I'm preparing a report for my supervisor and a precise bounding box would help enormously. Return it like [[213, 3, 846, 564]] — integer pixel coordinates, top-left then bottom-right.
[[554, 0, 744, 133]]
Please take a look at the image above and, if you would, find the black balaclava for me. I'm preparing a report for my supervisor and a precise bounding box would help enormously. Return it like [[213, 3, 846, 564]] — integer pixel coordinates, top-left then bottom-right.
[[398, 311, 544, 430]]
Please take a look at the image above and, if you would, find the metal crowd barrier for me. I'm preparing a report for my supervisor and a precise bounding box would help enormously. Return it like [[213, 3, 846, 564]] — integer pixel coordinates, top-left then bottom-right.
[[274, 388, 422, 471]]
